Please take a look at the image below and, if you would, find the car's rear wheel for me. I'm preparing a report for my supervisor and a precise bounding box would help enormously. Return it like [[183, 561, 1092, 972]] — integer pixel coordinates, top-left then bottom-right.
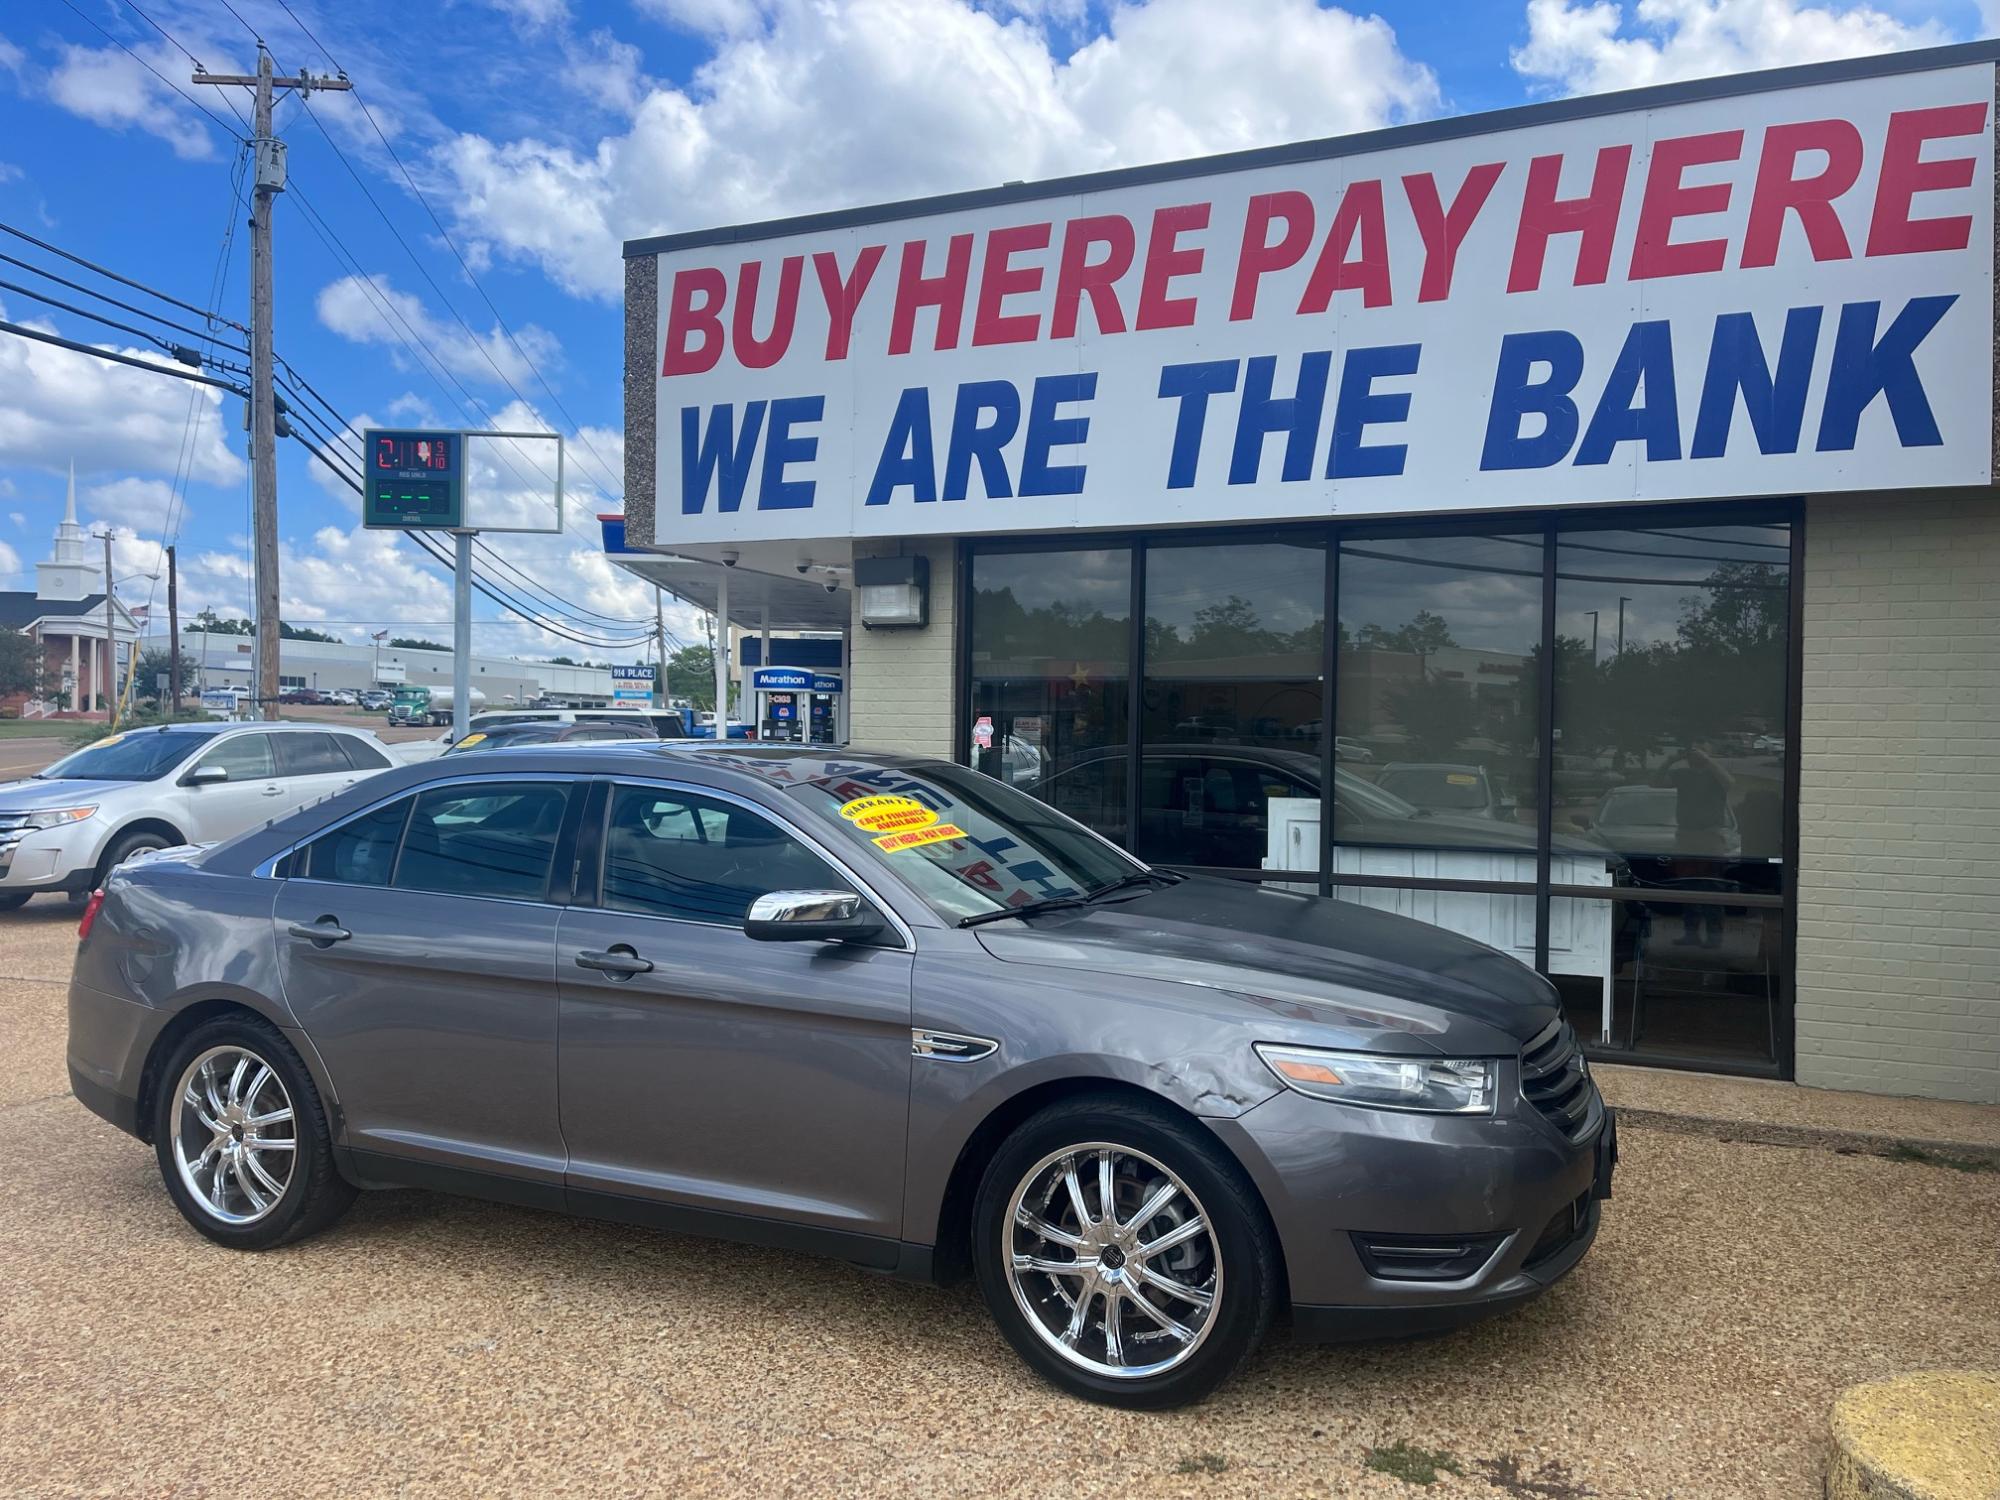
[[972, 1096, 1278, 1409], [152, 1016, 355, 1250], [96, 827, 174, 885]]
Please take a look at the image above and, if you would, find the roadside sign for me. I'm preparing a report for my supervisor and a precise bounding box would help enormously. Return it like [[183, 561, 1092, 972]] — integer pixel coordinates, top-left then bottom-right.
[[364, 430, 463, 529], [611, 663, 655, 703]]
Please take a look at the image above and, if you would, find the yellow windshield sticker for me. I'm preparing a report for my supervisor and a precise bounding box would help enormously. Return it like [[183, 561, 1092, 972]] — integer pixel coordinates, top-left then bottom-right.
[[1445, 773, 1478, 785], [873, 822, 967, 853], [454, 733, 487, 749], [842, 794, 937, 835], [92, 732, 126, 748]]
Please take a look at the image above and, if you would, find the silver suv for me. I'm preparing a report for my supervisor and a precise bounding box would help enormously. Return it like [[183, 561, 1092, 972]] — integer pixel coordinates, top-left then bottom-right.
[[0, 722, 398, 908]]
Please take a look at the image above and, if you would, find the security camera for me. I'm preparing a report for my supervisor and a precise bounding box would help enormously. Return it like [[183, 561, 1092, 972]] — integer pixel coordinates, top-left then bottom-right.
[[795, 558, 812, 575], [822, 579, 838, 593], [721, 550, 739, 568]]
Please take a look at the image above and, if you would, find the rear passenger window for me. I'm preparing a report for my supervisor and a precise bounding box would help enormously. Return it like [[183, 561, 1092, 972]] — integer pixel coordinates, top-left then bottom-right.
[[394, 783, 569, 901], [275, 733, 352, 777], [603, 786, 849, 925], [301, 797, 411, 886], [336, 736, 392, 771]]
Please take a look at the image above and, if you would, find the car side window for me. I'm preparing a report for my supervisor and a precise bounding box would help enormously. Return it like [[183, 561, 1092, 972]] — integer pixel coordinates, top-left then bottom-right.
[[274, 732, 352, 777], [300, 796, 412, 886], [393, 783, 570, 901], [193, 731, 274, 781], [602, 785, 851, 926], [335, 736, 392, 771]]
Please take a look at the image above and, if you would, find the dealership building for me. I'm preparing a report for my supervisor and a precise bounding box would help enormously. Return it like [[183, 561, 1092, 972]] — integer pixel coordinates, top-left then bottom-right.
[[608, 44, 1999, 1103], [143, 630, 619, 707]]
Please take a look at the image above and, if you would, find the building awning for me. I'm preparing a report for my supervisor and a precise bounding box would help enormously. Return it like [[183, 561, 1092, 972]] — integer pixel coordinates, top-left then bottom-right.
[[602, 518, 851, 634]]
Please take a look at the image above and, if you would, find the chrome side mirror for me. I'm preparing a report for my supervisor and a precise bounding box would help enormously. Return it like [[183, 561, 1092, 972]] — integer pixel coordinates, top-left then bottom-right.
[[183, 764, 229, 787], [744, 889, 883, 944]]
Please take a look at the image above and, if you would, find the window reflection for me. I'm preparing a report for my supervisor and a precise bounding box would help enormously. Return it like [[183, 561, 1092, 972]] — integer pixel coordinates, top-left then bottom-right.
[[1138, 542, 1325, 868], [1554, 524, 1789, 885], [1334, 533, 1543, 857], [967, 549, 1131, 839]]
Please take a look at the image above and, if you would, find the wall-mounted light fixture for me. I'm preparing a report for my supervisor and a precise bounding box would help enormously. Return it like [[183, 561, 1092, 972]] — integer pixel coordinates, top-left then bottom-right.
[[855, 554, 929, 629]]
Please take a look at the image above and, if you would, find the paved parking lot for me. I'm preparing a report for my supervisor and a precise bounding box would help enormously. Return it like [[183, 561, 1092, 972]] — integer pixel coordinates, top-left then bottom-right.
[[2, 905, 1995, 1498]]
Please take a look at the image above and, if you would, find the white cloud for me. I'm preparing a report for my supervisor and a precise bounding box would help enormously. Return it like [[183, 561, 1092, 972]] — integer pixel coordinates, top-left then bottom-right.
[[0, 540, 19, 576], [1512, 0, 1953, 96], [0, 34, 25, 79], [0, 300, 243, 487], [315, 273, 563, 389], [637, 0, 769, 36], [481, 0, 572, 26], [45, 42, 218, 160], [84, 476, 185, 535], [439, 0, 1439, 297]]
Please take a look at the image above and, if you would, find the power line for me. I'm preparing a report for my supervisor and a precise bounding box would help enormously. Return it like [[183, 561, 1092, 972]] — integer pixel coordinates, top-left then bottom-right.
[[54, 0, 243, 141], [0, 318, 248, 396], [0, 219, 246, 335], [0, 249, 249, 356], [0, 276, 213, 364]]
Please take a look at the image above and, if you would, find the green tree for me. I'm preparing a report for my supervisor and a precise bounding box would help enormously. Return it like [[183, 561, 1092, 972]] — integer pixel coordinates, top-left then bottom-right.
[[666, 643, 715, 710], [388, 636, 449, 652], [135, 645, 198, 699], [1385, 674, 1479, 760], [0, 629, 36, 698], [278, 622, 341, 643], [1357, 608, 1456, 655], [190, 608, 252, 636]]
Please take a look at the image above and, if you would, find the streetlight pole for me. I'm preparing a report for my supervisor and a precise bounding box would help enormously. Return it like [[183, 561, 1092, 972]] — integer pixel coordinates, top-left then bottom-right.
[[1617, 596, 1631, 655], [1584, 610, 1599, 660]]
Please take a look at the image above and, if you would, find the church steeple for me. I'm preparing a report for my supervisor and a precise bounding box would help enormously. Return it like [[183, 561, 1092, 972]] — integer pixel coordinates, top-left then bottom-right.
[[37, 460, 97, 602]]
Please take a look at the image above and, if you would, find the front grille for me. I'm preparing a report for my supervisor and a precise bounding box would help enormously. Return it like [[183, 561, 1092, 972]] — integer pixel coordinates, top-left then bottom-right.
[[1521, 1020, 1597, 1141], [0, 813, 29, 834], [1352, 1230, 1506, 1282]]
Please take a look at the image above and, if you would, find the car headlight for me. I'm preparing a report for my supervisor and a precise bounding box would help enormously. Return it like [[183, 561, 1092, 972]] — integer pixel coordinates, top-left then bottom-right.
[[1255, 1043, 1496, 1115], [20, 806, 96, 831]]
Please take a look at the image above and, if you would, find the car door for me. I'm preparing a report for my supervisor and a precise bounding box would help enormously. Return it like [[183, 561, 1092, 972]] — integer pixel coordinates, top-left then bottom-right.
[[272, 777, 578, 1199], [272, 731, 367, 812], [555, 779, 914, 1248], [177, 730, 285, 840]]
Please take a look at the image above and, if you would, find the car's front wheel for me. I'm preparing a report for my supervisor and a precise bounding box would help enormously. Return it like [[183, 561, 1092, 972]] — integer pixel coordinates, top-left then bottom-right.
[[151, 1015, 355, 1249], [972, 1096, 1279, 1409]]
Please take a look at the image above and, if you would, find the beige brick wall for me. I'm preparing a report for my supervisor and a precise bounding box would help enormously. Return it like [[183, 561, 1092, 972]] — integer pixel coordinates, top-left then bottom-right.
[[1796, 492, 2000, 1104], [846, 539, 956, 758]]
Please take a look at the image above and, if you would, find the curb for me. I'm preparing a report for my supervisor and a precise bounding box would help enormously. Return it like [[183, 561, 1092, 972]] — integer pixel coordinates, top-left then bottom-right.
[[1825, 1371, 2000, 1500], [1613, 1107, 2000, 1172]]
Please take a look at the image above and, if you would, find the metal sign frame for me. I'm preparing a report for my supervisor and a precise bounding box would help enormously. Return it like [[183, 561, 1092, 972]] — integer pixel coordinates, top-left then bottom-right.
[[361, 428, 566, 535]]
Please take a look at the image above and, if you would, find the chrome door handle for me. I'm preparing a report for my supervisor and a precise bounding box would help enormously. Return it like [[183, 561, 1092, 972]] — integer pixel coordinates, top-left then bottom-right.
[[574, 946, 653, 977], [287, 918, 351, 946], [261, 784, 285, 796]]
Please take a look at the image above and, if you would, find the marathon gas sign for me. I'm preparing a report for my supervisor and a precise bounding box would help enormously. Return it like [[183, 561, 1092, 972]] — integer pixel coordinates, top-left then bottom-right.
[[648, 62, 1994, 543]]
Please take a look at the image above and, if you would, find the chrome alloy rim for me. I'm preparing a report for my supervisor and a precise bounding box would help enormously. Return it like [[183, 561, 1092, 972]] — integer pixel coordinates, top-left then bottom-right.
[[1003, 1142, 1222, 1380], [170, 1046, 297, 1226]]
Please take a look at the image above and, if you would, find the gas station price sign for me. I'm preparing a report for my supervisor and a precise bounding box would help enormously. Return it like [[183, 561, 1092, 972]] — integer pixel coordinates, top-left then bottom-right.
[[363, 429, 463, 529]]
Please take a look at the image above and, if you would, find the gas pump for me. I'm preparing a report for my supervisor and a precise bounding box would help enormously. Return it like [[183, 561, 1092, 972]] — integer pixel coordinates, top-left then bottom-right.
[[752, 668, 843, 744]]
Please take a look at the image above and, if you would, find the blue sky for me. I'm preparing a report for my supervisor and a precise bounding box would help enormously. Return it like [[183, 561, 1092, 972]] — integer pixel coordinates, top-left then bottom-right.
[[0, 0, 1990, 661]]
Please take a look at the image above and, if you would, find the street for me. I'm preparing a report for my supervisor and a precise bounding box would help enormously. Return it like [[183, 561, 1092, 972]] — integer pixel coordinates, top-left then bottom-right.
[[1, 905, 1994, 1498]]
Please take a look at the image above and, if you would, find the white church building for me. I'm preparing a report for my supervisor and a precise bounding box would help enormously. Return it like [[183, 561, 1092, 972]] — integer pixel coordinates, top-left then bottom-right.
[[0, 465, 142, 717]]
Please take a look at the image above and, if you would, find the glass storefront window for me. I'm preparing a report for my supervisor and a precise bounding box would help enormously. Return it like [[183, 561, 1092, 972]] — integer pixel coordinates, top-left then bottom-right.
[[967, 548, 1131, 840], [1551, 898, 1783, 1067], [1334, 533, 1544, 868], [1553, 524, 1790, 886], [1137, 541, 1325, 868]]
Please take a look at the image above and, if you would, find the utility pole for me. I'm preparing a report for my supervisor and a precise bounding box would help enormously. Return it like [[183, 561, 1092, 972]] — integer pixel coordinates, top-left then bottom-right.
[[102, 529, 115, 726], [654, 585, 667, 705], [166, 544, 181, 710], [194, 48, 349, 719]]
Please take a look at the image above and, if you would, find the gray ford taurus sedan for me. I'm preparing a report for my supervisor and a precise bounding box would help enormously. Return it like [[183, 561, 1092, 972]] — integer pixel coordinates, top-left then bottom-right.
[[68, 744, 1613, 1408]]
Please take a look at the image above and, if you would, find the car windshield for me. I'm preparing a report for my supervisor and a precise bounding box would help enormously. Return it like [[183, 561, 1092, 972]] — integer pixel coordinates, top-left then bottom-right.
[[785, 761, 1140, 921], [1597, 787, 1677, 824], [36, 729, 212, 781], [1377, 767, 1489, 810]]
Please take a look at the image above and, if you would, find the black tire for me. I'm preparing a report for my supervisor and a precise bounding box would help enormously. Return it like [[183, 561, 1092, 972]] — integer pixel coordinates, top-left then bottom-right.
[[95, 827, 177, 886], [151, 1013, 356, 1250], [0, 891, 30, 911], [971, 1094, 1280, 1409]]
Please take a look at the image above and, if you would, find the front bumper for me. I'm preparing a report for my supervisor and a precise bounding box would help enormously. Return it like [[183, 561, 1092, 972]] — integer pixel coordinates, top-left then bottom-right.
[[0, 819, 102, 893], [1209, 1081, 1614, 1340]]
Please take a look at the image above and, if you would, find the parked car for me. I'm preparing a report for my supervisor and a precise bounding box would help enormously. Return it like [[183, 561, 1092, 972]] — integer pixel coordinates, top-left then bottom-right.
[[0, 722, 396, 908], [1375, 762, 1508, 820], [1584, 783, 1743, 859], [444, 719, 658, 753], [277, 689, 321, 705], [68, 744, 1611, 1408], [357, 690, 394, 712], [328, 690, 357, 707]]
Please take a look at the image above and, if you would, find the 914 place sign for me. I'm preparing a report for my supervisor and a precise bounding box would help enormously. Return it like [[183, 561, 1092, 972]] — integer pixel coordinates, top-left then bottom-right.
[[363, 429, 464, 529]]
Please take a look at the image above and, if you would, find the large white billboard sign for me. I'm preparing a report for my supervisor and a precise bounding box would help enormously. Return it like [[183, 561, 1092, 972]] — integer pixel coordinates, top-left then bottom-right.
[[648, 63, 1994, 545]]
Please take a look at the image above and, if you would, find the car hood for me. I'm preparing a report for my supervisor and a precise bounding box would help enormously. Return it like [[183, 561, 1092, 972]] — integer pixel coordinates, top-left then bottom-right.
[[972, 875, 1559, 1056], [0, 776, 144, 809]]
